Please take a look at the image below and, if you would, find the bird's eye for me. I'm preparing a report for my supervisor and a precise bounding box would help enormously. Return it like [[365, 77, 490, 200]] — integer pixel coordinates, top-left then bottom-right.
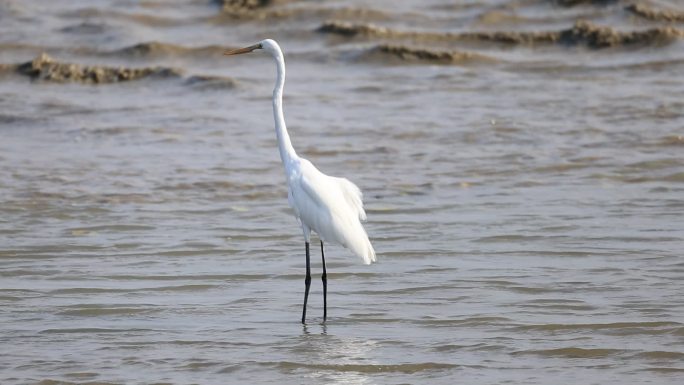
[[258, 44, 263, 49]]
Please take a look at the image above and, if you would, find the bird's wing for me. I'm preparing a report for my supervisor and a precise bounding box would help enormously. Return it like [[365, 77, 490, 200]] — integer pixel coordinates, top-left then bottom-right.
[[292, 160, 375, 264], [334, 177, 367, 221], [296, 160, 366, 220], [287, 160, 328, 223], [295, 161, 336, 211]]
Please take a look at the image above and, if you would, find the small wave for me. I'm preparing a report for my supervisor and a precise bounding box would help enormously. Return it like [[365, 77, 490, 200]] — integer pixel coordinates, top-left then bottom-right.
[[49, 284, 218, 294], [60, 7, 188, 28], [417, 316, 512, 327], [624, 158, 682, 170], [66, 224, 156, 234], [60, 21, 107, 34], [366, 44, 496, 65], [279, 271, 377, 281], [57, 305, 158, 316], [616, 172, 684, 183], [626, 3, 684, 22], [40, 327, 153, 334], [146, 284, 219, 292], [512, 347, 625, 358], [658, 135, 684, 146], [36, 380, 120, 385], [273, 361, 459, 373], [318, 20, 683, 49], [475, 10, 534, 26], [638, 367, 684, 373], [103, 273, 270, 281], [185, 75, 238, 90], [50, 287, 132, 294], [0, 269, 60, 277], [474, 234, 548, 243], [432, 342, 497, 352], [514, 321, 682, 333], [10, 53, 183, 84], [523, 299, 596, 311], [634, 350, 684, 360]]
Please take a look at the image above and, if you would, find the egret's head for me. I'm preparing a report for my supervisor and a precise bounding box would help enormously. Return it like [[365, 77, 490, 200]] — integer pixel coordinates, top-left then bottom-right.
[[224, 39, 281, 57]]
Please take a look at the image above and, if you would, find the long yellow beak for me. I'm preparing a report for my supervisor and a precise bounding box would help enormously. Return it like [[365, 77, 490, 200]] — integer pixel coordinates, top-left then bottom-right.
[[224, 43, 261, 56]]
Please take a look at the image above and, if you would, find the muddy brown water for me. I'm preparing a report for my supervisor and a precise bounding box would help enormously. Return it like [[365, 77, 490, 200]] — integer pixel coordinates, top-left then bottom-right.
[[1, 1, 684, 384]]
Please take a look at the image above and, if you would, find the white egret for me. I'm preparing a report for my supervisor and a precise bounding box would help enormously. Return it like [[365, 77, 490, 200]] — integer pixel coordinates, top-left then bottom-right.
[[224, 39, 376, 324]]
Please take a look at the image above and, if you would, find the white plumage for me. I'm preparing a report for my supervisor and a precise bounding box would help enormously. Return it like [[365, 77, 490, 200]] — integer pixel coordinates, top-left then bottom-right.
[[225, 39, 375, 323], [288, 158, 376, 265]]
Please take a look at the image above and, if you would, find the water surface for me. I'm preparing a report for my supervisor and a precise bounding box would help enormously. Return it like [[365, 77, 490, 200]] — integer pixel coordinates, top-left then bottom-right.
[[1, 0, 684, 384]]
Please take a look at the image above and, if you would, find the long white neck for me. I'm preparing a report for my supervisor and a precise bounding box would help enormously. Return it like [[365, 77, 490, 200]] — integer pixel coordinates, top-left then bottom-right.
[[271, 47, 297, 166]]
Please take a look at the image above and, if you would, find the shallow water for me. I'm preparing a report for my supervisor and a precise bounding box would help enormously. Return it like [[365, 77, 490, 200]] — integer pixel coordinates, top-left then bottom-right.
[[1, 0, 684, 384]]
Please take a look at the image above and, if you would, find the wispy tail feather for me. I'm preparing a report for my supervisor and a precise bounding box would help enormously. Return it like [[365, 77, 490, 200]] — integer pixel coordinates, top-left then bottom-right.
[[348, 229, 376, 265], [363, 240, 376, 265]]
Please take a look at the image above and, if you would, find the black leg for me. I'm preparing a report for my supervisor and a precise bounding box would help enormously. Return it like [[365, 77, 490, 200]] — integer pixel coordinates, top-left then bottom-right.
[[321, 240, 327, 322], [302, 242, 311, 324]]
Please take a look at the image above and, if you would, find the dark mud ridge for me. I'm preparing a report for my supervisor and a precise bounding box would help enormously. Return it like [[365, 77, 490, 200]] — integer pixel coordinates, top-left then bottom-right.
[[556, 0, 619, 6], [370, 45, 494, 65], [214, 0, 350, 20], [115, 42, 194, 57], [112, 42, 228, 58], [626, 3, 684, 22], [12, 53, 183, 83], [318, 20, 683, 49], [217, 0, 275, 16], [217, 0, 271, 11], [559, 20, 682, 48]]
